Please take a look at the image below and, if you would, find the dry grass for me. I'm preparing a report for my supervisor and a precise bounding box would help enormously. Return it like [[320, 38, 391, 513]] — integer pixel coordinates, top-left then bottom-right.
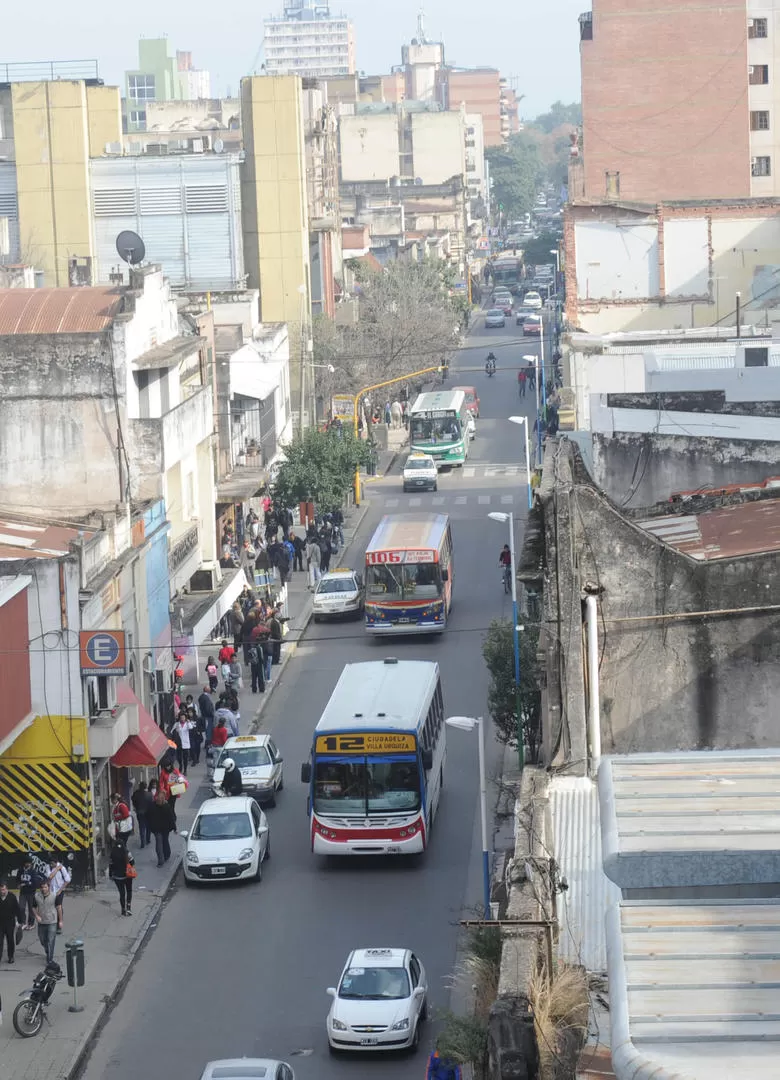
[[528, 964, 589, 1080]]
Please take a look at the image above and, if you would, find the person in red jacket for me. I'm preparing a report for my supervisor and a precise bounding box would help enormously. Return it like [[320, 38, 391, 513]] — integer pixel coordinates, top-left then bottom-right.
[[210, 717, 229, 748], [110, 793, 133, 840], [217, 639, 235, 665]]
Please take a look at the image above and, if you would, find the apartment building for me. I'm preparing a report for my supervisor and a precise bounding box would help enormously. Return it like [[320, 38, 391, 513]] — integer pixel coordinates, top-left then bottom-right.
[[125, 38, 211, 132], [263, 1, 356, 79], [576, 0, 780, 202]]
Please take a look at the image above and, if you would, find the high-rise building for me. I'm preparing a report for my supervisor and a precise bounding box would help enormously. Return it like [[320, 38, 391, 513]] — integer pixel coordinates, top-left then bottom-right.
[[263, 2, 356, 80], [574, 0, 780, 203]]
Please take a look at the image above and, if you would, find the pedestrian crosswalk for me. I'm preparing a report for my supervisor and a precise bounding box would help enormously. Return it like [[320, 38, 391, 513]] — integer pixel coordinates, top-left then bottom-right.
[[382, 492, 527, 510], [460, 464, 529, 478]]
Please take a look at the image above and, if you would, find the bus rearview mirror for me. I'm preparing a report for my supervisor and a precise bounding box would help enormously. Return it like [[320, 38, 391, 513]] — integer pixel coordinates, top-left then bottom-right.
[[301, 763, 312, 784], [422, 748, 433, 771]]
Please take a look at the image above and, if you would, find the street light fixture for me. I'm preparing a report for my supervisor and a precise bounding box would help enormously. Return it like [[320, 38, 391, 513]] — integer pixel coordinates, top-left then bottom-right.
[[549, 249, 560, 273], [508, 416, 533, 509], [445, 715, 491, 918], [487, 512, 524, 771]]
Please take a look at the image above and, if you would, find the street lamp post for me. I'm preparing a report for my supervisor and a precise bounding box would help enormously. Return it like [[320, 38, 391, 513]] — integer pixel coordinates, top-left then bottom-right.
[[524, 349, 544, 467], [508, 416, 533, 509], [488, 511, 524, 770], [445, 715, 491, 918]]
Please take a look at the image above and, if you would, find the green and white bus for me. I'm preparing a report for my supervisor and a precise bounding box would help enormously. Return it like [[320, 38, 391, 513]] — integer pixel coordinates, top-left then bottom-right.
[[409, 389, 470, 467]]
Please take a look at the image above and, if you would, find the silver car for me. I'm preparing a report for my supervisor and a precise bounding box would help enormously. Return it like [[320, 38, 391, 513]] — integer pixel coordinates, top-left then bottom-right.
[[485, 308, 505, 328], [313, 568, 365, 622], [200, 1060, 295, 1080]]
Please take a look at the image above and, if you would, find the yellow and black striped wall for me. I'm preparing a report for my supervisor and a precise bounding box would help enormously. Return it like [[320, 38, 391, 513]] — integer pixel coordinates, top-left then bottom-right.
[[0, 714, 93, 887]]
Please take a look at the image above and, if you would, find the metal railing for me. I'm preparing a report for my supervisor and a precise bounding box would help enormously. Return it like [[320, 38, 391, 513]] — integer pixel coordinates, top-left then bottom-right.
[[0, 59, 100, 83], [168, 523, 200, 575]]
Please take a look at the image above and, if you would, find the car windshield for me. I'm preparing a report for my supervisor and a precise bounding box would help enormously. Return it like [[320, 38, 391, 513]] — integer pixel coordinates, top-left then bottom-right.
[[318, 577, 357, 594], [313, 756, 421, 815], [338, 966, 410, 1000], [192, 812, 252, 840], [218, 746, 271, 768], [410, 415, 461, 443], [486, 309, 503, 318], [366, 562, 441, 600], [405, 459, 433, 471]]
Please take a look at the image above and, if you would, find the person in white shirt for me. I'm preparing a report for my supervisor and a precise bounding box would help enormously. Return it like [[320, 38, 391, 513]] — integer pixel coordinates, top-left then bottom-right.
[[47, 856, 71, 934], [174, 712, 194, 775]]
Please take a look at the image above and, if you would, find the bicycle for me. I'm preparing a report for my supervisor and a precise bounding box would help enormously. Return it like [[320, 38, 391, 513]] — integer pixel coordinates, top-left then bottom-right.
[[502, 564, 512, 594]]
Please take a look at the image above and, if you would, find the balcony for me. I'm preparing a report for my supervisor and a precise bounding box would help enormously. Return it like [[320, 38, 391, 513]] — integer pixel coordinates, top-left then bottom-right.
[[169, 523, 200, 576], [88, 703, 139, 759], [132, 386, 213, 476]]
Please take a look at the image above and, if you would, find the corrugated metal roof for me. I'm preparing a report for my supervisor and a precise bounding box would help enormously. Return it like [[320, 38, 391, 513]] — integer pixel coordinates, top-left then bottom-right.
[[0, 287, 123, 334], [0, 519, 96, 561], [636, 499, 780, 559], [599, 751, 780, 889], [608, 898, 780, 1080], [549, 776, 620, 972]]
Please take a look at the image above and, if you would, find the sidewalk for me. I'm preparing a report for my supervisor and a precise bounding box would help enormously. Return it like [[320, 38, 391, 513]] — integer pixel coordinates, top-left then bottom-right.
[[0, 470, 396, 1080]]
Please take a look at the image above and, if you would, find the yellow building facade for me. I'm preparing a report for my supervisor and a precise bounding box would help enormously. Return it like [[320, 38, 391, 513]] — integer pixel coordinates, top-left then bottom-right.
[[11, 80, 121, 285]]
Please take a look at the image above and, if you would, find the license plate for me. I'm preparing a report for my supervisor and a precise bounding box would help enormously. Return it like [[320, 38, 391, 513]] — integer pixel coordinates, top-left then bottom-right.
[[210, 866, 226, 875], [395, 617, 411, 624], [360, 1038, 379, 1046], [386, 846, 402, 853]]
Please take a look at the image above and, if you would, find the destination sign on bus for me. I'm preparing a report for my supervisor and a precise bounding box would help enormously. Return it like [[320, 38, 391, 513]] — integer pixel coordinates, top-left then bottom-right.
[[315, 733, 417, 754], [366, 549, 435, 565], [417, 410, 454, 419]]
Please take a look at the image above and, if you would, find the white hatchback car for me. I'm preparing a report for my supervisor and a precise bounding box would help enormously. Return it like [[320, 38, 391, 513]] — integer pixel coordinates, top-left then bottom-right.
[[210, 734, 284, 807], [402, 453, 438, 492], [326, 947, 428, 1053], [200, 1061, 294, 1080], [522, 290, 543, 309], [313, 568, 365, 622], [182, 796, 270, 885]]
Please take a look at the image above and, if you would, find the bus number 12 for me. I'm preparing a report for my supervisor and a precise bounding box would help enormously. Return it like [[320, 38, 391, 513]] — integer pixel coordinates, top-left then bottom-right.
[[321, 735, 366, 751]]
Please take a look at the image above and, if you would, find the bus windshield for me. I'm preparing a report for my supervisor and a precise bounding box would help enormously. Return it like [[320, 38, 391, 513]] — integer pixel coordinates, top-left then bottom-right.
[[313, 756, 421, 815], [366, 562, 441, 600], [410, 415, 461, 443]]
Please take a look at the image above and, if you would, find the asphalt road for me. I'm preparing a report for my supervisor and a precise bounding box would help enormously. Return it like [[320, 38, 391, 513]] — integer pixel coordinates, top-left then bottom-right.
[[79, 311, 542, 1080]]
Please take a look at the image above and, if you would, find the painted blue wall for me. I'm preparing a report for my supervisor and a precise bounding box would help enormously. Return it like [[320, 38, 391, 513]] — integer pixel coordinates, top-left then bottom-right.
[[144, 501, 171, 646]]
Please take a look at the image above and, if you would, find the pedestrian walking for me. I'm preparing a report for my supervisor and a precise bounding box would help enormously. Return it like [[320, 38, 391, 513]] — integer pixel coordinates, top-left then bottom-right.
[[291, 530, 305, 572], [198, 686, 216, 746], [48, 856, 71, 934], [172, 711, 193, 775], [205, 656, 219, 692], [230, 600, 245, 650], [262, 638, 274, 685], [33, 881, 58, 962], [319, 531, 332, 574], [110, 792, 134, 840], [148, 790, 176, 867], [210, 715, 229, 750], [216, 702, 240, 738], [158, 760, 181, 825], [189, 710, 204, 765], [18, 855, 43, 930], [131, 782, 153, 848], [331, 507, 345, 547], [518, 369, 527, 398], [108, 838, 135, 917], [268, 609, 283, 667], [307, 536, 322, 589], [0, 879, 22, 963], [249, 642, 266, 693]]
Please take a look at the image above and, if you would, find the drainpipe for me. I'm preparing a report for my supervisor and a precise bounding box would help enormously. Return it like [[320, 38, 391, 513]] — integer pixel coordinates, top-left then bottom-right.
[[585, 594, 601, 777]]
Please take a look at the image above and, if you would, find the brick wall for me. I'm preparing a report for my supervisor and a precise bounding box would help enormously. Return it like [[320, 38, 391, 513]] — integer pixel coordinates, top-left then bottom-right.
[[581, 0, 751, 201]]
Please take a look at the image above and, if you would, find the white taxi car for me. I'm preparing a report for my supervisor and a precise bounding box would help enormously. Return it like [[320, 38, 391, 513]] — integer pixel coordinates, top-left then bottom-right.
[[200, 1060, 294, 1080], [313, 568, 365, 622], [402, 453, 438, 492], [326, 947, 428, 1053], [182, 796, 269, 885], [210, 734, 284, 807]]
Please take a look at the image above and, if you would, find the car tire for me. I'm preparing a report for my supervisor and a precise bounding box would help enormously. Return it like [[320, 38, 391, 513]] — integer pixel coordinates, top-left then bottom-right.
[[267, 792, 276, 808], [313, 614, 321, 623], [264, 833, 271, 860], [277, 773, 284, 792], [328, 1043, 340, 1056], [433, 483, 438, 492], [409, 1022, 420, 1053], [254, 856, 263, 882], [183, 872, 193, 888], [420, 997, 428, 1023]]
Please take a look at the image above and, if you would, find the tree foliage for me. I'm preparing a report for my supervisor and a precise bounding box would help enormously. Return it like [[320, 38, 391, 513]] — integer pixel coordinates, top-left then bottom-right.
[[271, 427, 370, 511], [482, 619, 541, 760], [521, 229, 562, 268], [485, 139, 544, 220], [313, 259, 464, 406]]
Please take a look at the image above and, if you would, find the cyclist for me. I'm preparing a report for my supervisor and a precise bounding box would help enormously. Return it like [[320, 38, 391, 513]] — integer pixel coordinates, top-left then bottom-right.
[[499, 544, 512, 592]]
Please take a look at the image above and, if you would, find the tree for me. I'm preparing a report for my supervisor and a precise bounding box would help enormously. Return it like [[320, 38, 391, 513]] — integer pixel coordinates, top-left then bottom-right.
[[533, 101, 581, 135], [271, 427, 370, 511], [313, 259, 464, 408], [482, 619, 541, 761], [521, 230, 561, 268], [486, 139, 544, 221]]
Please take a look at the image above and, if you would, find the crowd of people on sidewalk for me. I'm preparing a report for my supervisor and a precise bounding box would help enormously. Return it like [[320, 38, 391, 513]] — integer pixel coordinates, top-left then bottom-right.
[[0, 854, 71, 966]]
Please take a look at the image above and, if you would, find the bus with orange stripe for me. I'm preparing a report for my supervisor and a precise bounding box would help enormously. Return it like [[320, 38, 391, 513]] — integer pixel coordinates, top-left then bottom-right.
[[364, 514, 453, 634]]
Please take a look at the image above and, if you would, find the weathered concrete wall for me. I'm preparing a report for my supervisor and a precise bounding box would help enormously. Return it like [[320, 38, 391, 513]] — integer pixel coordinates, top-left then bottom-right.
[[0, 333, 123, 513], [591, 431, 780, 507], [542, 439, 780, 757]]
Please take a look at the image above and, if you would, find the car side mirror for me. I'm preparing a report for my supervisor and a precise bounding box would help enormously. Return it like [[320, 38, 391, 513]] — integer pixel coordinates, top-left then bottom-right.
[[326, 987, 337, 998], [275, 754, 284, 764], [422, 748, 433, 771], [179, 830, 189, 839], [301, 762, 312, 784], [441, 569, 449, 582], [258, 826, 269, 837], [413, 986, 425, 998]]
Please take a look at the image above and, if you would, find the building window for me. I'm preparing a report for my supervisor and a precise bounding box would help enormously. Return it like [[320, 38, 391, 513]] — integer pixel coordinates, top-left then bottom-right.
[[129, 109, 146, 127], [129, 74, 156, 101], [749, 17, 768, 39], [749, 65, 769, 85], [751, 110, 770, 130], [579, 11, 593, 40], [605, 170, 620, 198], [752, 155, 772, 176], [745, 347, 769, 367]]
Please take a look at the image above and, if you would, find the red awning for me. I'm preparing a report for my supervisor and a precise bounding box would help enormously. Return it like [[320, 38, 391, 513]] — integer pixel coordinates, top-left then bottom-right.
[[110, 682, 169, 768]]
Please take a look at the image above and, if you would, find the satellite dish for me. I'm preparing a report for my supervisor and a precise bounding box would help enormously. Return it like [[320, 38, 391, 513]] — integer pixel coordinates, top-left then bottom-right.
[[115, 230, 146, 266], [414, 177, 423, 186], [214, 137, 224, 154]]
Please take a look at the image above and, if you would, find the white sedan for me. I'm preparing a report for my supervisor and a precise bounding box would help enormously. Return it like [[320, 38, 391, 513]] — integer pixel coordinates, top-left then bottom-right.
[[522, 290, 543, 309], [182, 795, 270, 885], [326, 947, 428, 1053]]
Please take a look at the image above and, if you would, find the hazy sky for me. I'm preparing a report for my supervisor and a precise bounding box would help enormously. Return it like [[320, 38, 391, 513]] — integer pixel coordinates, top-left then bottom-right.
[[3, 0, 584, 117]]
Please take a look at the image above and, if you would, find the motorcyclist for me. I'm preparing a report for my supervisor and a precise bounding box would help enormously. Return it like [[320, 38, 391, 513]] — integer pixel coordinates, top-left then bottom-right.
[[220, 757, 243, 797], [485, 352, 497, 374]]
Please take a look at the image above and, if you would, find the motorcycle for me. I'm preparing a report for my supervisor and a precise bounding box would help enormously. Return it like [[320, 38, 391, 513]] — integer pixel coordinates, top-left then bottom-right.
[[485, 357, 497, 377], [13, 960, 64, 1038]]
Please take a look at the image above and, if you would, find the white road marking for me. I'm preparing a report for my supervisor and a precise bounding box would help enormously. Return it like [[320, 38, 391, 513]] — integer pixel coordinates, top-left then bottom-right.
[[432, 497, 445, 506], [501, 494, 514, 505], [408, 497, 422, 507], [454, 496, 467, 505], [462, 466, 476, 478], [478, 495, 491, 505], [385, 498, 399, 508]]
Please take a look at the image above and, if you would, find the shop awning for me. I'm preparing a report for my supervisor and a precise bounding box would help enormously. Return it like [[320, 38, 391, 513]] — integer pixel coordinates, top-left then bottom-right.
[[110, 683, 169, 768]]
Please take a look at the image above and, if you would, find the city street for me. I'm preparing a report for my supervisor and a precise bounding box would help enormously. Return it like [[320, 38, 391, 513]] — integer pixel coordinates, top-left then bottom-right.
[[78, 313, 541, 1080]]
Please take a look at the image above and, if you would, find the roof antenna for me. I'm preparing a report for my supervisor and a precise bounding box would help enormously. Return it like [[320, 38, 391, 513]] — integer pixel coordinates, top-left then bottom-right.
[[417, 6, 427, 44]]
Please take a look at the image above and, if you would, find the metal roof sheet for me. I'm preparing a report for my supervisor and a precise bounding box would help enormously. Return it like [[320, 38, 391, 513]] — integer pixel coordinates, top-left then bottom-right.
[[549, 776, 620, 972], [0, 287, 123, 334], [636, 498, 780, 560], [608, 898, 780, 1080], [0, 519, 96, 561], [599, 751, 780, 889]]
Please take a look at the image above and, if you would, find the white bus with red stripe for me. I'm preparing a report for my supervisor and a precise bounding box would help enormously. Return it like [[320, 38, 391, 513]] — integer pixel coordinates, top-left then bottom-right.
[[300, 658, 445, 856]]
